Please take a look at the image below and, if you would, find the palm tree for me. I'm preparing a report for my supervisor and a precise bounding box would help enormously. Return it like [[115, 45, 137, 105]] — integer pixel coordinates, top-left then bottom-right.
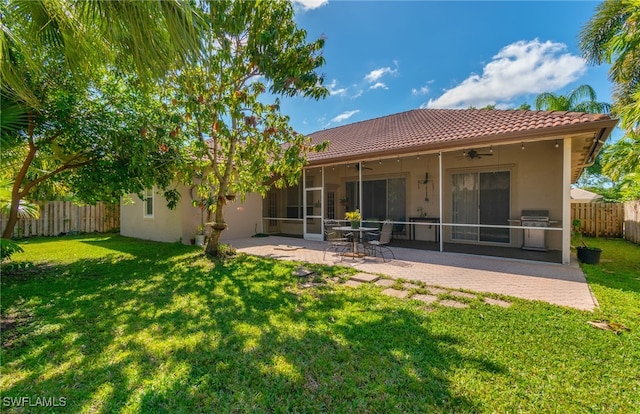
[[579, 1, 639, 195], [1, 0, 204, 108], [535, 84, 610, 113], [580, 0, 640, 133]]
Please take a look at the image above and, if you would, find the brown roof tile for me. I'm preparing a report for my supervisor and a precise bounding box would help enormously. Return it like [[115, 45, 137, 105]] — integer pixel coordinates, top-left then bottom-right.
[[306, 109, 616, 163]]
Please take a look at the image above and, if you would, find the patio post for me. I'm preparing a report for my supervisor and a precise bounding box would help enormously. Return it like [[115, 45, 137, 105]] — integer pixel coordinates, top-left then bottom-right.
[[562, 138, 572, 264], [358, 161, 362, 217], [438, 151, 443, 252]]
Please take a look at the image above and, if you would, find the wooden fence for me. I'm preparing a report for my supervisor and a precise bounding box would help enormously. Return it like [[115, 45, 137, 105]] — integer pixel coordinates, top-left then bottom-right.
[[1, 201, 120, 238], [623, 200, 640, 244], [571, 202, 624, 238]]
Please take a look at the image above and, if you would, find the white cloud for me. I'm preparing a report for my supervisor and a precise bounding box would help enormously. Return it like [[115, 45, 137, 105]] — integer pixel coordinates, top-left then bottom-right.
[[327, 79, 347, 96], [425, 39, 586, 109], [369, 82, 387, 90], [364, 66, 398, 84], [292, 0, 328, 10], [412, 84, 430, 96], [332, 110, 360, 123]]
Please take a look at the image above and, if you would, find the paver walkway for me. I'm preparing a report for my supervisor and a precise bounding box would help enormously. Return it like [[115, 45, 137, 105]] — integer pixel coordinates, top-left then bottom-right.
[[229, 236, 598, 311]]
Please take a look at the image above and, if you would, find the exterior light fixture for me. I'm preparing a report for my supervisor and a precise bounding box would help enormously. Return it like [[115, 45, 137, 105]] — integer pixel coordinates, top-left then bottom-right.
[[521, 143, 525, 150], [555, 140, 559, 148]]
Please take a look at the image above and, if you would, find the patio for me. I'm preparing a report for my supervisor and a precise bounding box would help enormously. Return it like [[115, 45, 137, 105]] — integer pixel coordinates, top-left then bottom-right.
[[229, 235, 597, 311]]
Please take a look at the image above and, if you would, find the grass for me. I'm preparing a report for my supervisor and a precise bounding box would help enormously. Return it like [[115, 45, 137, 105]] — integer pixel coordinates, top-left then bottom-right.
[[1, 235, 639, 413]]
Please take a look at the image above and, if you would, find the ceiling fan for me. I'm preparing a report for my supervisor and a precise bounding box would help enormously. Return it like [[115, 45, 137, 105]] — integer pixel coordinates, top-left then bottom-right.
[[461, 148, 493, 159]]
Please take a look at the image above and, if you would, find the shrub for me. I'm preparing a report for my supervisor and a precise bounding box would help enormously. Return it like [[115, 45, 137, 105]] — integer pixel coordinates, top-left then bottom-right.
[[1, 238, 24, 261]]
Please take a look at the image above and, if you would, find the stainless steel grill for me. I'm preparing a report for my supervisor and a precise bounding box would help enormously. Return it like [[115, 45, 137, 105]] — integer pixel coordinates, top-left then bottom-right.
[[521, 209, 549, 251]]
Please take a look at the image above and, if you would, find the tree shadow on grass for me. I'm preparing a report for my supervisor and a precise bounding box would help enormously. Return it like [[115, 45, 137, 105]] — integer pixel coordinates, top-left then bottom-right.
[[1, 237, 504, 412]]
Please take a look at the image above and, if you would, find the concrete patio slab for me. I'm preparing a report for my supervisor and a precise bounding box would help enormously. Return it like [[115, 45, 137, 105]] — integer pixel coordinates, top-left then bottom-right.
[[381, 288, 409, 299], [484, 297, 513, 308], [350, 272, 380, 283], [411, 294, 439, 304], [228, 236, 598, 311], [439, 300, 470, 309], [374, 279, 395, 287], [343, 280, 365, 288]]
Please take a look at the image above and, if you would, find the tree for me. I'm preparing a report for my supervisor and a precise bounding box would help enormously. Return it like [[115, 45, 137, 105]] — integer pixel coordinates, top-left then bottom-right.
[[167, 0, 328, 256], [579, 1, 640, 194], [580, 0, 640, 133], [1, 51, 182, 238], [0, 0, 203, 109], [535, 84, 611, 113], [1, 0, 200, 238]]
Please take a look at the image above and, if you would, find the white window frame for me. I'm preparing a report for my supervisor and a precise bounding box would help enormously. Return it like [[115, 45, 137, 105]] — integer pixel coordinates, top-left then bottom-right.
[[143, 188, 154, 218]]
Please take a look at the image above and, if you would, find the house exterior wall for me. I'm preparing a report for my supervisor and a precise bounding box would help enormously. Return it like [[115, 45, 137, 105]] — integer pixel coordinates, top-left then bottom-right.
[[121, 185, 263, 244], [217, 193, 264, 242], [120, 187, 183, 243], [441, 140, 563, 250]]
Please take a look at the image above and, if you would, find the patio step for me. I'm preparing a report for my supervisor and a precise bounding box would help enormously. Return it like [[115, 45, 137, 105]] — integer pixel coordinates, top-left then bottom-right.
[[349, 272, 380, 283]]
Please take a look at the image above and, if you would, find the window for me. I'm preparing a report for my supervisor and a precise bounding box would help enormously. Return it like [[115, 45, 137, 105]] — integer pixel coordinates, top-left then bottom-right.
[[286, 182, 302, 218], [345, 178, 406, 222], [327, 191, 335, 219], [143, 188, 154, 218], [451, 171, 510, 243]]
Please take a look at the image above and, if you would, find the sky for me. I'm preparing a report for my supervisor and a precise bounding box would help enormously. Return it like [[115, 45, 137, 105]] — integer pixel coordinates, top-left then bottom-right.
[[278, 0, 615, 137]]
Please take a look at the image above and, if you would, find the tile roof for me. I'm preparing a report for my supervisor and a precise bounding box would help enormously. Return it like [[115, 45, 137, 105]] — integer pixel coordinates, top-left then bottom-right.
[[306, 109, 616, 163]]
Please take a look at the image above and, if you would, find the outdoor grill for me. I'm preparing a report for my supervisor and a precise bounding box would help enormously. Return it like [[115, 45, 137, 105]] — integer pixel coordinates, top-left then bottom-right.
[[521, 209, 550, 251]]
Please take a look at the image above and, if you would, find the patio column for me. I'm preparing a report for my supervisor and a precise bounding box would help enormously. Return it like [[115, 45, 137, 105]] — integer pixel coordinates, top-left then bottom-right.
[[562, 138, 572, 264], [358, 161, 362, 215], [438, 151, 443, 252]]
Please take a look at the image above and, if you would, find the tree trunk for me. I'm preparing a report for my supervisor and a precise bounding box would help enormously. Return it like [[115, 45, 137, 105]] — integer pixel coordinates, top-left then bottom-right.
[[3, 138, 38, 239], [2, 197, 21, 239], [204, 196, 227, 256]]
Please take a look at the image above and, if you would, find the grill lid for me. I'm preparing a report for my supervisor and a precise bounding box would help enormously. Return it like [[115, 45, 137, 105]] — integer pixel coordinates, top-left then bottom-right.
[[521, 209, 549, 220]]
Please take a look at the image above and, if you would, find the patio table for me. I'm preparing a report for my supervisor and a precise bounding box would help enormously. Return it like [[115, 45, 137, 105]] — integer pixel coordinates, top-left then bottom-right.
[[331, 226, 378, 257]]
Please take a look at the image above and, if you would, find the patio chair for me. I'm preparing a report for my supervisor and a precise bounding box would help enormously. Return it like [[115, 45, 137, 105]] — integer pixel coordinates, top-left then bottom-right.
[[363, 220, 395, 262], [323, 229, 352, 261]]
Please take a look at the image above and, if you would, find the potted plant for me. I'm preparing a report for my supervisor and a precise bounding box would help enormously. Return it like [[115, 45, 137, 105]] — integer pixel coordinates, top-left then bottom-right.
[[195, 225, 206, 246], [339, 197, 349, 207], [345, 209, 362, 229], [192, 196, 214, 247], [572, 219, 602, 264]]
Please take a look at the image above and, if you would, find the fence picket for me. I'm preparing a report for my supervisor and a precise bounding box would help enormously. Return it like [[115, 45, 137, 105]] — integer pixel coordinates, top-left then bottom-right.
[[624, 200, 640, 244], [571, 202, 624, 238], [1, 202, 120, 238]]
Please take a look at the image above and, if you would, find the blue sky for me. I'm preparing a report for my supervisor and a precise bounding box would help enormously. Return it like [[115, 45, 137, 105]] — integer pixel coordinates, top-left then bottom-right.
[[279, 1, 613, 136]]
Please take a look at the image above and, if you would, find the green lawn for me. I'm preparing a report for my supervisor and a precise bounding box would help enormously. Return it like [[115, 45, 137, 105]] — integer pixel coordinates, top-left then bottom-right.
[[1, 235, 639, 413]]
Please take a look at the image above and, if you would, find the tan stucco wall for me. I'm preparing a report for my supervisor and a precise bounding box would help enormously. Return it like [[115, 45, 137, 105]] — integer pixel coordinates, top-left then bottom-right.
[[121, 185, 263, 244], [218, 193, 264, 242], [120, 187, 183, 243], [441, 140, 563, 249]]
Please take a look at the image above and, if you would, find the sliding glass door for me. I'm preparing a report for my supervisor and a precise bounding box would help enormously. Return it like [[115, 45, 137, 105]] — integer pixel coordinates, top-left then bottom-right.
[[345, 178, 406, 222], [451, 171, 510, 243]]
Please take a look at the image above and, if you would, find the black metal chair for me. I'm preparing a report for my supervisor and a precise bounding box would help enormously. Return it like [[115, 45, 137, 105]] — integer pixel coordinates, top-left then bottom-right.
[[323, 229, 352, 261], [363, 221, 395, 262]]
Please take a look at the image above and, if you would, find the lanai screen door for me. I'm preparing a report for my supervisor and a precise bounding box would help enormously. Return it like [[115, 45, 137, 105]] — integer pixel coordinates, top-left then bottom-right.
[[451, 171, 510, 243]]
